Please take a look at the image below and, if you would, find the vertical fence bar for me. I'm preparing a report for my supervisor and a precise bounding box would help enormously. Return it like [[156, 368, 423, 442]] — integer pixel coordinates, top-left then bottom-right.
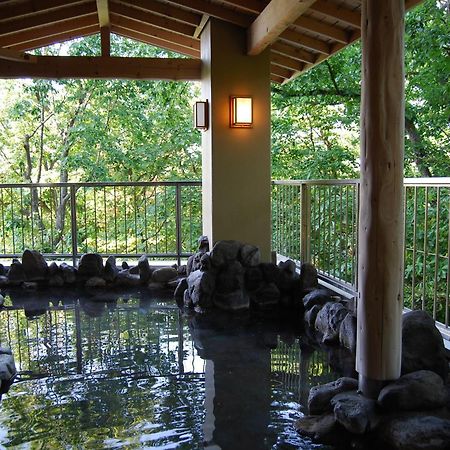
[[300, 183, 311, 263], [422, 187, 429, 311], [433, 188, 440, 320], [70, 185, 78, 267], [175, 183, 182, 266]]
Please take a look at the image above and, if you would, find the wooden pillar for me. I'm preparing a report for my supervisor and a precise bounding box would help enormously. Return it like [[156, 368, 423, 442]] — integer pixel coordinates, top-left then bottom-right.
[[200, 19, 272, 261], [356, 0, 405, 398]]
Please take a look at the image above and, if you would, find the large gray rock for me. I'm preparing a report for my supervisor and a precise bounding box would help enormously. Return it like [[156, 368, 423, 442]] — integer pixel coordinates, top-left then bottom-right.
[[78, 253, 103, 278], [103, 255, 119, 282], [22, 249, 48, 281], [250, 282, 280, 309], [239, 244, 260, 267], [402, 310, 448, 380], [315, 301, 348, 344], [115, 270, 140, 287], [378, 370, 448, 412], [379, 415, 450, 450], [8, 259, 25, 284], [174, 278, 188, 306], [299, 262, 318, 291], [187, 269, 215, 308], [137, 254, 153, 283], [0, 294, 4, 307], [0, 348, 16, 387], [339, 313, 357, 354], [331, 391, 379, 434], [295, 414, 340, 443], [244, 267, 264, 292], [214, 290, 249, 311], [210, 240, 242, 267], [215, 260, 244, 294], [303, 289, 332, 310], [60, 262, 77, 284], [151, 267, 178, 283], [308, 377, 358, 415], [305, 304, 321, 328]]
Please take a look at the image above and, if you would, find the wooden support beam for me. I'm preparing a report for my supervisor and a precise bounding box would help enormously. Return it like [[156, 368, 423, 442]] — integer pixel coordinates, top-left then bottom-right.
[[0, 14, 99, 48], [194, 14, 210, 39], [219, 0, 265, 15], [271, 42, 316, 64], [0, 2, 97, 35], [0, 0, 89, 22], [110, 2, 196, 37], [117, 0, 202, 27], [0, 48, 36, 63], [270, 63, 293, 79], [280, 28, 330, 54], [0, 56, 201, 80], [8, 26, 99, 52], [248, 0, 317, 55], [271, 52, 304, 72], [166, 0, 251, 28], [110, 14, 200, 52], [100, 26, 110, 56], [96, 0, 110, 27], [294, 16, 349, 44], [309, 0, 361, 29], [357, 0, 405, 398], [111, 26, 200, 58]]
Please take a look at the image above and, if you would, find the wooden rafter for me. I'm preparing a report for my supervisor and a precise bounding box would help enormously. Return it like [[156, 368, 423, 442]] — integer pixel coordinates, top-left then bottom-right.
[[0, 14, 99, 48], [117, 0, 202, 27], [294, 15, 349, 44], [309, 0, 361, 29], [110, 2, 196, 37], [0, 0, 89, 22], [96, 0, 110, 55], [271, 42, 316, 64], [248, 0, 317, 55], [110, 26, 200, 58], [8, 26, 99, 52], [0, 2, 97, 36], [0, 55, 201, 80], [280, 27, 329, 54], [110, 14, 200, 52], [164, 0, 251, 28], [0, 48, 36, 62]]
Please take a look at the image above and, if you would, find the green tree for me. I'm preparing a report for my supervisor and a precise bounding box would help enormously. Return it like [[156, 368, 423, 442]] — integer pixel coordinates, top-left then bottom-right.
[[271, 0, 450, 180]]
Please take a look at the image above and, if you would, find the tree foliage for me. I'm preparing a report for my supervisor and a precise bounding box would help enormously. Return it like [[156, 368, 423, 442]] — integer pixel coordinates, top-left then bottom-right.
[[271, 0, 449, 180], [0, 35, 201, 185]]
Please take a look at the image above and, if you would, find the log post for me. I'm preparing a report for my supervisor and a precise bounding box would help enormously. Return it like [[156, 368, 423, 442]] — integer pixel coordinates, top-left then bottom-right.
[[356, 0, 405, 398]]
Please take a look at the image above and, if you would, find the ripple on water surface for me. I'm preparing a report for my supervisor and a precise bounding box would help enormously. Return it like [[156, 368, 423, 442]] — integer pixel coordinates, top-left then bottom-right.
[[0, 292, 338, 449]]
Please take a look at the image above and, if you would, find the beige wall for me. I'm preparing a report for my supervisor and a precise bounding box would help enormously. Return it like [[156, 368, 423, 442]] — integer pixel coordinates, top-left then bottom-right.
[[200, 19, 272, 261]]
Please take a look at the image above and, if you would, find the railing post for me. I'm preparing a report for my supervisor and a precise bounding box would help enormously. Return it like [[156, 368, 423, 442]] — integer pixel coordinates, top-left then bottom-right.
[[300, 183, 311, 263], [175, 183, 182, 267], [70, 184, 78, 267]]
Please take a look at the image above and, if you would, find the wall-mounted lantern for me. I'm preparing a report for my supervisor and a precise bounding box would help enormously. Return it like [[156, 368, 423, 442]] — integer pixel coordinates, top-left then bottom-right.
[[193, 100, 209, 131], [230, 95, 253, 128]]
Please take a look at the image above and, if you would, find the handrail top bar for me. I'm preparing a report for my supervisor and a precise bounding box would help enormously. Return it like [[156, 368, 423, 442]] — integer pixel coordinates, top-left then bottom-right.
[[273, 179, 359, 186], [0, 181, 202, 189], [273, 177, 450, 187]]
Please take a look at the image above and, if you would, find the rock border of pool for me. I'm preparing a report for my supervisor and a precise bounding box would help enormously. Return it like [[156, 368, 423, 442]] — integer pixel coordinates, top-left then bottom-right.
[[0, 238, 449, 450]]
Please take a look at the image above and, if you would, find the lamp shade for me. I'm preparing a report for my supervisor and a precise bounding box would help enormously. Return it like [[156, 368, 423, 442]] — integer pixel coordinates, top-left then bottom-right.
[[194, 100, 208, 130], [230, 96, 253, 128]]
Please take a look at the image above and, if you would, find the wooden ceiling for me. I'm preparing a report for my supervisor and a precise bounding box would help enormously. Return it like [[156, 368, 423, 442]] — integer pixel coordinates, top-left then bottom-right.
[[0, 0, 423, 84]]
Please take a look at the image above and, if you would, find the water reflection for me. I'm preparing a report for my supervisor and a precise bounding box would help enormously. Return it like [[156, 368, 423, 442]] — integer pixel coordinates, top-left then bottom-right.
[[0, 291, 340, 449]]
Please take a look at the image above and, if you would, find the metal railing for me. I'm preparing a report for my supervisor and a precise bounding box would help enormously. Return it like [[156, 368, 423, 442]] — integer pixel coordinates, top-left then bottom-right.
[[0, 178, 448, 327], [0, 181, 202, 265], [273, 178, 450, 327]]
